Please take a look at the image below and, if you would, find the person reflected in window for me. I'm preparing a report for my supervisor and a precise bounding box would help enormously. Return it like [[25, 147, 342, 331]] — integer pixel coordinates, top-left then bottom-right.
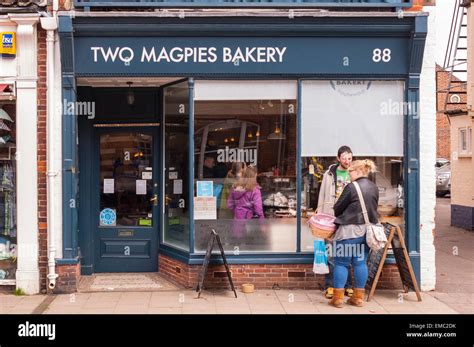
[[219, 162, 246, 219], [203, 155, 216, 178]]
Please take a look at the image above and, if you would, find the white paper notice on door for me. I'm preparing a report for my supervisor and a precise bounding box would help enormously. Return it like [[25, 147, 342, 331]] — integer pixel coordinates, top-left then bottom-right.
[[136, 180, 147, 195], [173, 179, 183, 195], [103, 179, 114, 194]]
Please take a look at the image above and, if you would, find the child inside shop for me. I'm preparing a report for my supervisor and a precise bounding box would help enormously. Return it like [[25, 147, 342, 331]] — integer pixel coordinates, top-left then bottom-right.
[[219, 162, 247, 219], [227, 165, 264, 220]]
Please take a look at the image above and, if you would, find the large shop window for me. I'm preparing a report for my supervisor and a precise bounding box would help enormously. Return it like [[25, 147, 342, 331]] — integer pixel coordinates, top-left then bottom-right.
[[300, 80, 405, 252], [0, 104, 16, 280], [193, 81, 297, 253], [163, 82, 190, 251]]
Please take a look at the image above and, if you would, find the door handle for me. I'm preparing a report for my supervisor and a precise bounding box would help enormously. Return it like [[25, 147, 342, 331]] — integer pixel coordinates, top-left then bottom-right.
[[150, 194, 158, 206]]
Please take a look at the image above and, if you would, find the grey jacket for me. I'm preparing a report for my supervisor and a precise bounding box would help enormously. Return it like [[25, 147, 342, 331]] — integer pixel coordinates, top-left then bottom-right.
[[316, 164, 338, 216]]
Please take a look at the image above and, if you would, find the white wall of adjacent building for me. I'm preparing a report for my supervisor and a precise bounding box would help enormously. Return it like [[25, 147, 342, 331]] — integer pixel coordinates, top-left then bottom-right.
[[419, 5, 437, 291]]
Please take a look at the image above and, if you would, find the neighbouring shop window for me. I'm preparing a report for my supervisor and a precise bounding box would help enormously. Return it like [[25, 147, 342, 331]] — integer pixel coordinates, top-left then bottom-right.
[[193, 80, 297, 253], [0, 104, 16, 280], [300, 80, 405, 252], [163, 82, 190, 251]]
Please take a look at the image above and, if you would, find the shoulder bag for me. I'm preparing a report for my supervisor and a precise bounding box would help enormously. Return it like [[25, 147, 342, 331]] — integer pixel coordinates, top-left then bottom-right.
[[353, 181, 387, 251]]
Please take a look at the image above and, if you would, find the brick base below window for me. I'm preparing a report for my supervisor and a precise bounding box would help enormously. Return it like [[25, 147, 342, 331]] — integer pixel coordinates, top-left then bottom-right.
[[158, 254, 403, 290], [50, 256, 404, 293], [53, 263, 80, 294]]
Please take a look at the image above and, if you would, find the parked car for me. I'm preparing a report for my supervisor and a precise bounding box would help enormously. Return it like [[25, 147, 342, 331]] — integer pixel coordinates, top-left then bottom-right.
[[436, 162, 451, 197], [435, 158, 450, 168]]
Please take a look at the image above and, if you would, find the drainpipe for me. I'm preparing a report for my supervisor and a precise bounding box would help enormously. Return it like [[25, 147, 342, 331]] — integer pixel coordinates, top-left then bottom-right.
[[40, 0, 59, 291]]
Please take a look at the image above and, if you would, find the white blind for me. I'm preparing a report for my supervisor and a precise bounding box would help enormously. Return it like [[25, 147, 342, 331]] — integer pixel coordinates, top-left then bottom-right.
[[194, 80, 297, 101], [301, 80, 405, 157]]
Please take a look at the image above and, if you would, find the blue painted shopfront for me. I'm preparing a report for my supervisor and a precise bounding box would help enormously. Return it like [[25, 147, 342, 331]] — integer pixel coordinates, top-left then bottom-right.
[[58, 13, 427, 283], [74, 0, 413, 10]]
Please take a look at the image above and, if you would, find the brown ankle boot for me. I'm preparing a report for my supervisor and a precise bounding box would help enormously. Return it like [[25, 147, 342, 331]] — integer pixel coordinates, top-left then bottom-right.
[[347, 288, 365, 307], [328, 289, 345, 308]]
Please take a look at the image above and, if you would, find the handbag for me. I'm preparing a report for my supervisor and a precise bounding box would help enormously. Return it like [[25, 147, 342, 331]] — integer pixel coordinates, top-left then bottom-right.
[[353, 181, 387, 251]]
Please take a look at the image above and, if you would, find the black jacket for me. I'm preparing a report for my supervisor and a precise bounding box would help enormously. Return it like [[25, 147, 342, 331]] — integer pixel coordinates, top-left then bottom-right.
[[334, 177, 379, 225]]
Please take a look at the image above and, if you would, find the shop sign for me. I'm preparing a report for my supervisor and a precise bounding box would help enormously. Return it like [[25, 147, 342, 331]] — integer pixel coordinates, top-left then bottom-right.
[[0, 32, 16, 57], [75, 37, 409, 75]]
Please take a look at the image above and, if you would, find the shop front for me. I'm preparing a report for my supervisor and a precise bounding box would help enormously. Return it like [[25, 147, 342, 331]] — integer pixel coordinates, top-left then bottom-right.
[[57, 11, 428, 292]]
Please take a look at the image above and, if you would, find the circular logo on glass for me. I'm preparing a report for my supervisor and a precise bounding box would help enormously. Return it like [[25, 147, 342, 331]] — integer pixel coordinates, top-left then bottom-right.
[[100, 208, 116, 226]]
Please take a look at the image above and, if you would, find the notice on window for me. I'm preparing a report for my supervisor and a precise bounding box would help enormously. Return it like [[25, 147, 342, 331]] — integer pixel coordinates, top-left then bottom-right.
[[194, 197, 217, 220], [103, 179, 114, 194], [173, 179, 183, 195], [196, 181, 213, 197], [142, 171, 152, 180], [169, 171, 178, 180], [136, 180, 147, 195]]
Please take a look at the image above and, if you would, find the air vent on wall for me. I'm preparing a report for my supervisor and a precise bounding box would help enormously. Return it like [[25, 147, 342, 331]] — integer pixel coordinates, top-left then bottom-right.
[[450, 94, 461, 104]]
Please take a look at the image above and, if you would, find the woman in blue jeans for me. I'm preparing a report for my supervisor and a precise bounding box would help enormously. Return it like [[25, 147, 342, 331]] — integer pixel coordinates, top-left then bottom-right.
[[329, 159, 379, 308]]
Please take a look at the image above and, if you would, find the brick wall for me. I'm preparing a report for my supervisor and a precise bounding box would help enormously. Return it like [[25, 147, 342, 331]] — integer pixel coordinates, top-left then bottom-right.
[[436, 63, 469, 160], [159, 254, 403, 290], [436, 66, 467, 160], [37, 28, 48, 292], [54, 264, 80, 294]]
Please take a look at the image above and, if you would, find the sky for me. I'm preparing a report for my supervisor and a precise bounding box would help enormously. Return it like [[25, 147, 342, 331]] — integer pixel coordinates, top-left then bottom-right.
[[435, 0, 463, 67]]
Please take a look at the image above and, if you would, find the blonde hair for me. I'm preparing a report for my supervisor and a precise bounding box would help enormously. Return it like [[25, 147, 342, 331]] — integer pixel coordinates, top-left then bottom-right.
[[349, 159, 377, 176], [236, 165, 258, 191]]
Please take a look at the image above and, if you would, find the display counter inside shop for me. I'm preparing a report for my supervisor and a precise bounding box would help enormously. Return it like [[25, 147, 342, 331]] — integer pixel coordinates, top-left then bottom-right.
[[259, 175, 297, 219]]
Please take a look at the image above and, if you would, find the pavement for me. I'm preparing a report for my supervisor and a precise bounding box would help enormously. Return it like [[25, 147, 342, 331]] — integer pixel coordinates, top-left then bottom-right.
[[0, 288, 458, 315], [428, 197, 474, 314], [0, 197, 471, 315]]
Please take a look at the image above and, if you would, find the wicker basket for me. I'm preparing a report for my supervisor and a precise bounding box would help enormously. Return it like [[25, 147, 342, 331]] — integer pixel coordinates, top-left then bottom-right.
[[308, 212, 336, 240], [309, 224, 335, 240]]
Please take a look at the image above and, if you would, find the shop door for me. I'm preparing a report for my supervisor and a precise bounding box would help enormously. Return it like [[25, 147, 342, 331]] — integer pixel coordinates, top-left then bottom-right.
[[93, 127, 160, 272]]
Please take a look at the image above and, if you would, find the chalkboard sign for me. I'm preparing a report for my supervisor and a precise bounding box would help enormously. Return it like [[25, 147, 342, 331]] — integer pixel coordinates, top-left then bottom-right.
[[366, 223, 421, 302], [391, 227, 421, 298], [366, 224, 392, 291], [195, 228, 237, 298]]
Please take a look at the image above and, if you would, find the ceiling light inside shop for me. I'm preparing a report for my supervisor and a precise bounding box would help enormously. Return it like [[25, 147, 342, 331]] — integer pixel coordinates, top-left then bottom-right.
[[267, 123, 285, 140]]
